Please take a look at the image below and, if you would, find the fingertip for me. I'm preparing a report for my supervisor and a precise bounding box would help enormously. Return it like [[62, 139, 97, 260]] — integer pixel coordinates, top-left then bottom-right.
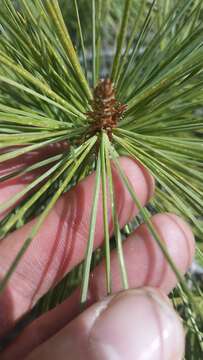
[[88, 288, 185, 360], [151, 213, 195, 270], [26, 288, 185, 360], [92, 212, 195, 297], [164, 213, 195, 264], [119, 156, 155, 201]]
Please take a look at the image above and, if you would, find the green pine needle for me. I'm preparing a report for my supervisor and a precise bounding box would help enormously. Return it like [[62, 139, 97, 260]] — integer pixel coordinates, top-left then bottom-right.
[[0, 0, 202, 356]]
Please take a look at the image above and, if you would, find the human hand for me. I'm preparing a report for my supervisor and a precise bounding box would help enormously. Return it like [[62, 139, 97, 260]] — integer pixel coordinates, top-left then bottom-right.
[[0, 151, 194, 359]]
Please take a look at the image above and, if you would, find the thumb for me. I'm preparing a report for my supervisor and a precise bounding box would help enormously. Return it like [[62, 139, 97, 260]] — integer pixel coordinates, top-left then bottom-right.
[[27, 288, 185, 360]]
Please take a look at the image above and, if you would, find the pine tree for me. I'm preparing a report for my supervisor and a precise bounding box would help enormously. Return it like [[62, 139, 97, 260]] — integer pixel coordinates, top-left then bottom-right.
[[0, 1, 202, 357]]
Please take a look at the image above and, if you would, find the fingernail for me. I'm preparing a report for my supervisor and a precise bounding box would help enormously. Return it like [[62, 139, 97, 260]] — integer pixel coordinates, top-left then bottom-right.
[[88, 288, 185, 360]]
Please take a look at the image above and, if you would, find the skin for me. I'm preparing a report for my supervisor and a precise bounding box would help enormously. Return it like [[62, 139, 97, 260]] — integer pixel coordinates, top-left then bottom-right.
[[0, 150, 195, 359]]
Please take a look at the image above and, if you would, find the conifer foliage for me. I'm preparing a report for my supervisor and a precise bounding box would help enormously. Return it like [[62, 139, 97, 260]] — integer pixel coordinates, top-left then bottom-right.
[[0, 1, 202, 357]]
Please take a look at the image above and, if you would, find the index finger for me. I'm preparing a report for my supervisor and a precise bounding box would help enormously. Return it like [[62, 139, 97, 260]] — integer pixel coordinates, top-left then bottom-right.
[[0, 156, 154, 336]]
